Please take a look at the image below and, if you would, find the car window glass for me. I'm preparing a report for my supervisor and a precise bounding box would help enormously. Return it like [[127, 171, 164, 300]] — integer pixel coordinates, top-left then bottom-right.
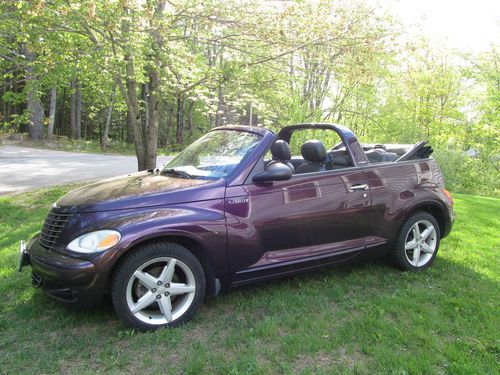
[[164, 130, 262, 179], [263, 148, 272, 162]]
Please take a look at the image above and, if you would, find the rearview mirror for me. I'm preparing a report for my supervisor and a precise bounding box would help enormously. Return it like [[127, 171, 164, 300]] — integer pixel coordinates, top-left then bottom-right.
[[253, 162, 293, 183]]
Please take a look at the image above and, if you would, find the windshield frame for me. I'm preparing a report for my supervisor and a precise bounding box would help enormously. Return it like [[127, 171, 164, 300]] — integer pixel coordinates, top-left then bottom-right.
[[162, 128, 266, 181]]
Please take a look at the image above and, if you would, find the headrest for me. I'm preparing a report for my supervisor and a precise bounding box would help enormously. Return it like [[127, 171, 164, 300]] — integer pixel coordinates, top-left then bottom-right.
[[271, 140, 291, 161], [301, 140, 326, 163]]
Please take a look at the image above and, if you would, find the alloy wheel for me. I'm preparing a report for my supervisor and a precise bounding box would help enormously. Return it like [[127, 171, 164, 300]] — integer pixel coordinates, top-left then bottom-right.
[[125, 257, 196, 325], [404, 219, 437, 267]]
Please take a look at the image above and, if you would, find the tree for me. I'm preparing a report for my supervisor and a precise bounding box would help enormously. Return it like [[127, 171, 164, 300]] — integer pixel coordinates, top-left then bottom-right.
[[0, 0, 497, 197]]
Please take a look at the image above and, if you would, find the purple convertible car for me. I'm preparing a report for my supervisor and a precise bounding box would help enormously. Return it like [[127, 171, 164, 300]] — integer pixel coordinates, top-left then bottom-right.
[[18, 123, 454, 330]]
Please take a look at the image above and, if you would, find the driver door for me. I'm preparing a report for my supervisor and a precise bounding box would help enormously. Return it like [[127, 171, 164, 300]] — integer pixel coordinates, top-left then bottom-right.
[[225, 165, 372, 285]]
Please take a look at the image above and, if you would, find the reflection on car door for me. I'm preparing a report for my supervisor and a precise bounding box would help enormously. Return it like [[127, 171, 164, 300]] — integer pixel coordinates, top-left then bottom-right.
[[225, 168, 372, 285]]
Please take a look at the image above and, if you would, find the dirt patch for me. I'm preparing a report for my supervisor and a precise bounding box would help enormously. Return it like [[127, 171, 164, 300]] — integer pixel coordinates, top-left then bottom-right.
[[293, 347, 372, 374]]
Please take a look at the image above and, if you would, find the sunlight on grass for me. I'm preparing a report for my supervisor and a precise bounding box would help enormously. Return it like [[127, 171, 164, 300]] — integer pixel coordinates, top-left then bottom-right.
[[0, 187, 498, 374]]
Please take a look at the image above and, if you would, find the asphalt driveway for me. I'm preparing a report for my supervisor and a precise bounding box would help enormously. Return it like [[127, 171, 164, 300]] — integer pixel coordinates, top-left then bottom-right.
[[0, 145, 173, 194]]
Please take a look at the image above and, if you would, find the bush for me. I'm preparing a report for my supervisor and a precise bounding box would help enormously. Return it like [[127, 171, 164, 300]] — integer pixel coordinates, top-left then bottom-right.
[[433, 149, 499, 196]]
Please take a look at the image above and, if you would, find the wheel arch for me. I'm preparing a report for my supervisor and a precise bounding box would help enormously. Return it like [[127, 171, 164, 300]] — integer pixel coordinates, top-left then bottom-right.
[[109, 234, 220, 298], [401, 201, 448, 239]]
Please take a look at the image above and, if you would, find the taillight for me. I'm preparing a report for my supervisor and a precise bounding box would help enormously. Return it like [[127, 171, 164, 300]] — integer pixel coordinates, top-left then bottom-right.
[[443, 188, 453, 208]]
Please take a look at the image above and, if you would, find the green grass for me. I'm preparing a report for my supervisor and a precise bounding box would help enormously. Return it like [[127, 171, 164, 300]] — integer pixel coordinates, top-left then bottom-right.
[[0, 188, 499, 374]]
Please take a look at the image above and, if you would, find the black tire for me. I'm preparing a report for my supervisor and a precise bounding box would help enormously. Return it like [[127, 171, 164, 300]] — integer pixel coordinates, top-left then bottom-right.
[[391, 211, 441, 271], [111, 242, 205, 330]]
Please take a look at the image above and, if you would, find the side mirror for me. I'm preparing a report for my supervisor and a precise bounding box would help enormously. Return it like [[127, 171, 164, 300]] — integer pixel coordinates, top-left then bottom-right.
[[252, 162, 293, 183]]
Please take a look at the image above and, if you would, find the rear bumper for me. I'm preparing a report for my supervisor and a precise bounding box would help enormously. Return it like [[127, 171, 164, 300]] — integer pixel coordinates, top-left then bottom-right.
[[24, 235, 108, 307]]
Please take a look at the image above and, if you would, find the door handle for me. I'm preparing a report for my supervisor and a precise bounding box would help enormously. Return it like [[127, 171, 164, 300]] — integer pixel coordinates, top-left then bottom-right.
[[350, 184, 368, 192]]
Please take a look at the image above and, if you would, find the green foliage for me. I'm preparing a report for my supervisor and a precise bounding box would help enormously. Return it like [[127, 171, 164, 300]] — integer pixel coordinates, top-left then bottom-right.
[[0, 1, 498, 193], [434, 150, 499, 197], [0, 186, 499, 373]]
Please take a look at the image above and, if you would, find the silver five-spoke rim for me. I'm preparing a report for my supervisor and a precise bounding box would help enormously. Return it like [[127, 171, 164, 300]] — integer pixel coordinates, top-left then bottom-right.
[[126, 257, 196, 325], [404, 220, 437, 267]]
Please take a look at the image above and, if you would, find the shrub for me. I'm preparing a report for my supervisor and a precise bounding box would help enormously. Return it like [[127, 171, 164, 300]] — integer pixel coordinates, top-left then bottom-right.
[[433, 149, 499, 196]]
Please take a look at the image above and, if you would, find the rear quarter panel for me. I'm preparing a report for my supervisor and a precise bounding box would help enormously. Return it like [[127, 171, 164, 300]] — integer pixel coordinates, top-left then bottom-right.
[[364, 159, 448, 245]]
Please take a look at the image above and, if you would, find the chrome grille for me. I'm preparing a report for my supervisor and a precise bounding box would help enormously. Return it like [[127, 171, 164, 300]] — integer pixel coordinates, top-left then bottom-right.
[[39, 210, 73, 250]]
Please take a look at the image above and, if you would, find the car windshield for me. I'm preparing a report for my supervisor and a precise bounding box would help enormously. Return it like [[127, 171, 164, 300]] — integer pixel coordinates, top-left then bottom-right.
[[162, 130, 262, 180]]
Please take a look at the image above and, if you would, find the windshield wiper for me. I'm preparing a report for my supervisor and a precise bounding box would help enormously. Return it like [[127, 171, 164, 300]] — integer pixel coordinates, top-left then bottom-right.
[[162, 168, 193, 179]]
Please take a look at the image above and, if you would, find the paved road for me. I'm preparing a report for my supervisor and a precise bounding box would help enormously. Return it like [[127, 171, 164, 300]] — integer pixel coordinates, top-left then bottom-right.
[[0, 145, 173, 194]]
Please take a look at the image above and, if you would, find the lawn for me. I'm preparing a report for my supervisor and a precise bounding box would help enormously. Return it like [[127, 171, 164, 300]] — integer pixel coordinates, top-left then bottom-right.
[[0, 187, 498, 374]]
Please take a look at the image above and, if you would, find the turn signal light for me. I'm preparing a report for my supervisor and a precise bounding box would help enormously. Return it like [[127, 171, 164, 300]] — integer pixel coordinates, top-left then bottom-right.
[[97, 233, 121, 250], [443, 188, 453, 208]]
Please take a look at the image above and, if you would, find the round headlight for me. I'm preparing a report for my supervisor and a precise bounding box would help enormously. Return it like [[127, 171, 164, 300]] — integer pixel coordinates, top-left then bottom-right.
[[67, 230, 121, 253]]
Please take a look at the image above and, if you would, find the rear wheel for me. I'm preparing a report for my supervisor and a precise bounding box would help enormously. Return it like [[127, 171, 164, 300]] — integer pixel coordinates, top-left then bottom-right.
[[391, 211, 441, 271], [111, 242, 205, 330]]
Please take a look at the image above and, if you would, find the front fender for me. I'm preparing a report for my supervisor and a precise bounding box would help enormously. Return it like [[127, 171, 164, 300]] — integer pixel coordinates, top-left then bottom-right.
[[72, 200, 228, 289]]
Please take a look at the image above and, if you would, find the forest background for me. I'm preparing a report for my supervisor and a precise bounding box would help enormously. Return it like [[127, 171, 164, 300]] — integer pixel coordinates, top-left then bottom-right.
[[0, 0, 498, 195]]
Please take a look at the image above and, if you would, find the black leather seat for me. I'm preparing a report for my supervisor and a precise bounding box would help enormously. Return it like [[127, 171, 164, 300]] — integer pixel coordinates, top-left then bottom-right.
[[270, 140, 294, 172], [295, 140, 326, 174]]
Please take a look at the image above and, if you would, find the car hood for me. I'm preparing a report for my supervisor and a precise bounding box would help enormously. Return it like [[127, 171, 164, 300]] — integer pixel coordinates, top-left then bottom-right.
[[56, 171, 224, 213]]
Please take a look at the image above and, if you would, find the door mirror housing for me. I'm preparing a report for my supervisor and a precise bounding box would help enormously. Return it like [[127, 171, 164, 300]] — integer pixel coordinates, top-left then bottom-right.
[[253, 162, 293, 183]]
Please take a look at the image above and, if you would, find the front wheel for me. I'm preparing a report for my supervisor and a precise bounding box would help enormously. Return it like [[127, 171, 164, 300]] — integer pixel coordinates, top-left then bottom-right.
[[391, 211, 441, 271], [111, 242, 205, 330]]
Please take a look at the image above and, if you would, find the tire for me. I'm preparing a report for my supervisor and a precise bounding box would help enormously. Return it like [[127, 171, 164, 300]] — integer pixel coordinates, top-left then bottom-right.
[[391, 211, 441, 271], [111, 242, 206, 330]]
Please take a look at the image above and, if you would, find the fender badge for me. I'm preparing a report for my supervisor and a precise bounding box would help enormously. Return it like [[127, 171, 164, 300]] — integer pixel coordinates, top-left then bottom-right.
[[227, 197, 249, 205]]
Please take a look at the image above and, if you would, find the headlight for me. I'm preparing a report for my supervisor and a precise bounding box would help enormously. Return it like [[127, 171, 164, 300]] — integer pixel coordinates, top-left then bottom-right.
[[67, 230, 121, 253]]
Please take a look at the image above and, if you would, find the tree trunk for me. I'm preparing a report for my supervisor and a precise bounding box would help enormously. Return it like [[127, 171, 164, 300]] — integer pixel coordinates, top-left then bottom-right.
[[26, 90, 44, 140], [5, 77, 12, 123], [102, 86, 116, 151], [207, 42, 217, 128], [157, 100, 168, 148], [118, 54, 146, 170], [187, 100, 194, 134], [24, 47, 44, 140], [127, 110, 134, 143], [116, 0, 165, 171], [144, 69, 160, 169], [83, 112, 88, 139], [47, 86, 56, 139], [166, 104, 173, 146], [11, 74, 20, 122], [176, 94, 184, 144], [248, 102, 253, 126], [2, 74, 7, 123], [141, 83, 149, 138], [75, 80, 82, 139], [70, 79, 76, 138], [215, 82, 223, 127]]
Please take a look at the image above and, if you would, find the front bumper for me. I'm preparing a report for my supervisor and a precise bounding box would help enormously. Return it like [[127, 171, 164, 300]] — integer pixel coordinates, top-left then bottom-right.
[[20, 236, 108, 307], [17, 240, 30, 272]]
